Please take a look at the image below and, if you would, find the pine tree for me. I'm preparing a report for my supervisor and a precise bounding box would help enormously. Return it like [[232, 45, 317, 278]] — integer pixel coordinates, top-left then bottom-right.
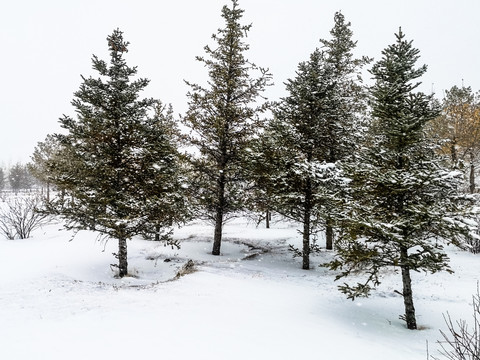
[[182, 0, 271, 255], [138, 102, 190, 242], [46, 29, 185, 277], [329, 29, 476, 330], [244, 122, 288, 229], [8, 163, 34, 193], [320, 12, 370, 250], [261, 12, 367, 269], [271, 49, 340, 270], [29, 134, 61, 201]]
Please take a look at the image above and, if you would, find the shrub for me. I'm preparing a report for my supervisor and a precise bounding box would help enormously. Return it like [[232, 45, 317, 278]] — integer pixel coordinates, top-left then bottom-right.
[[0, 196, 48, 239], [433, 285, 480, 359]]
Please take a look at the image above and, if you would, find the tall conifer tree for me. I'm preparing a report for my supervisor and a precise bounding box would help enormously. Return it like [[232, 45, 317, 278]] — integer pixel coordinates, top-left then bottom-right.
[[271, 49, 339, 270], [329, 29, 475, 329], [260, 12, 367, 269], [320, 12, 370, 249], [46, 29, 185, 277], [183, 0, 271, 255]]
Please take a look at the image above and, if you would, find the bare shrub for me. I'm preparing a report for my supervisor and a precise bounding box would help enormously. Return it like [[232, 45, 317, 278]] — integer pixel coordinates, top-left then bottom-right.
[[0, 196, 49, 239], [433, 285, 480, 359], [0, 217, 16, 239]]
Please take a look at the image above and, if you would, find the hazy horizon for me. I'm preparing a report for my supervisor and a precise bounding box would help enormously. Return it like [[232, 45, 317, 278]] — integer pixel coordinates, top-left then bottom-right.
[[1, 0, 479, 166]]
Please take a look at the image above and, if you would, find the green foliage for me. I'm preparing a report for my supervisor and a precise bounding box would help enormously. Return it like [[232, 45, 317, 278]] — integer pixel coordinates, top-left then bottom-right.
[[137, 102, 190, 240], [182, 0, 271, 253], [29, 134, 59, 184], [329, 29, 477, 329], [250, 12, 368, 267], [45, 29, 186, 276], [8, 163, 34, 192]]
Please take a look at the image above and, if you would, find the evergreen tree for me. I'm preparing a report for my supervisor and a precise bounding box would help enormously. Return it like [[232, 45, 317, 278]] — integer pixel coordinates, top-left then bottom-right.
[[329, 29, 476, 330], [182, 0, 271, 255], [244, 122, 288, 229], [46, 29, 185, 277], [259, 12, 367, 269], [271, 49, 340, 270], [29, 134, 62, 201], [319, 12, 371, 250], [138, 102, 190, 242], [8, 163, 34, 193]]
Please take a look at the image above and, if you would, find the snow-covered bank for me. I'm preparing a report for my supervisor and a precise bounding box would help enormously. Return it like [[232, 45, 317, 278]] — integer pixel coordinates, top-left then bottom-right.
[[0, 218, 478, 359]]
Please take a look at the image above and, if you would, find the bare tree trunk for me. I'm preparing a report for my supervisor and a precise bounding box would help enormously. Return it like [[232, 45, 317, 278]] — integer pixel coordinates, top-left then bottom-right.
[[400, 246, 417, 330], [155, 224, 160, 241], [302, 214, 310, 270], [302, 179, 312, 270], [213, 208, 223, 255], [265, 208, 270, 229], [470, 156, 475, 194], [326, 220, 333, 250], [451, 141, 457, 168], [212, 173, 226, 256], [118, 235, 128, 278]]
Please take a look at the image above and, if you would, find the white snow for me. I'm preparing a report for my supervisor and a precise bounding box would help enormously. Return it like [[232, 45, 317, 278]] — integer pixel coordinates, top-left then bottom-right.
[[0, 216, 479, 359]]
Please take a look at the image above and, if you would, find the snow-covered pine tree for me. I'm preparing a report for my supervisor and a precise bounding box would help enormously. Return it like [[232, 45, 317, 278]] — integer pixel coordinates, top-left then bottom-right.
[[329, 29, 476, 330], [244, 117, 293, 229], [138, 102, 190, 242], [320, 12, 370, 250], [262, 12, 367, 269], [46, 29, 185, 277], [182, 0, 271, 255], [271, 49, 340, 270]]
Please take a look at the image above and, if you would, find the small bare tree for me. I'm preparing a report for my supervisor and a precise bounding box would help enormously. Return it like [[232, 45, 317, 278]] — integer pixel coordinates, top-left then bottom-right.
[[433, 285, 480, 359], [0, 196, 48, 239]]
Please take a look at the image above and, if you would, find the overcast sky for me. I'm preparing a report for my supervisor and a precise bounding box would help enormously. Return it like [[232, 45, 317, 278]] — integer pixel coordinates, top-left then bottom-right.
[[1, 0, 479, 166]]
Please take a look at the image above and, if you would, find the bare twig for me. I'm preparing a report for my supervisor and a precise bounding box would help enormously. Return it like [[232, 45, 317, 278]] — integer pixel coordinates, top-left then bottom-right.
[[433, 284, 480, 359]]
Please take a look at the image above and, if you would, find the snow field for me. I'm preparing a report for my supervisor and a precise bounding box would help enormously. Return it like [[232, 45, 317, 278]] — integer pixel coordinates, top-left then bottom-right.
[[1, 218, 479, 359]]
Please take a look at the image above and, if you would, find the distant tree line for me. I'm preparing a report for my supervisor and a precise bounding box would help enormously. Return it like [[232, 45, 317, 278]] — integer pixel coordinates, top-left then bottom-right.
[[0, 163, 39, 194], [28, 0, 478, 331]]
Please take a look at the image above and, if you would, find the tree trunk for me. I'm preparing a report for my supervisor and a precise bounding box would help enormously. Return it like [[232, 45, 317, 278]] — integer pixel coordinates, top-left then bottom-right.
[[212, 172, 226, 256], [470, 159, 475, 194], [326, 220, 334, 250], [400, 246, 417, 330], [450, 142, 457, 168], [213, 208, 223, 255], [302, 214, 310, 270], [118, 235, 128, 278], [302, 178, 312, 270], [265, 208, 270, 229], [155, 224, 160, 241]]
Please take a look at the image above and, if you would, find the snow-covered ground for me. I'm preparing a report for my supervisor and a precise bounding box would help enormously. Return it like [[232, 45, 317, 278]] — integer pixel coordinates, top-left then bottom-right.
[[1, 216, 478, 359]]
